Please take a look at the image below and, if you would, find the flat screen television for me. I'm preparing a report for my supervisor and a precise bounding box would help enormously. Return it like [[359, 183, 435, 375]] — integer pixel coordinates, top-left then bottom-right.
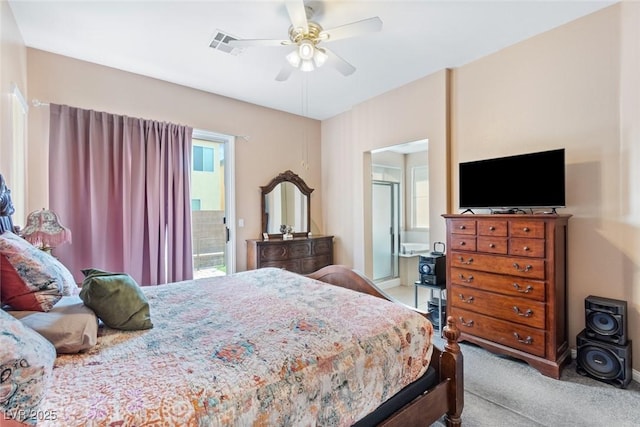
[[459, 148, 565, 211]]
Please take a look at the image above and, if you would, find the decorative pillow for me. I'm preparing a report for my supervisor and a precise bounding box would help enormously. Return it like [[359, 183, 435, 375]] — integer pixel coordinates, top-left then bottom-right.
[[80, 268, 153, 331], [0, 309, 56, 426], [0, 232, 79, 312], [8, 296, 99, 354]]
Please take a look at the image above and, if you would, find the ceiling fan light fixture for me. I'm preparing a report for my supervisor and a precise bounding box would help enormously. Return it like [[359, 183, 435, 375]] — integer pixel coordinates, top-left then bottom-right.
[[313, 48, 328, 67], [286, 50, 301, 68], [300, 59, 315, 72], [298, 40, 315, 60]]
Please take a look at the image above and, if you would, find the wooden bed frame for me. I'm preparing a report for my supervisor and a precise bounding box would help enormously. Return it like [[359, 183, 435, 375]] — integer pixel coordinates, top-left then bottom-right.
[[308, 265, 463, 426]]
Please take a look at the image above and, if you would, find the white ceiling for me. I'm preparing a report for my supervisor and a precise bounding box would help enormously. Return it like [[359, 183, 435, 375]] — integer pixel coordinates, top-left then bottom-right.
[[8, 0, 616, 120]]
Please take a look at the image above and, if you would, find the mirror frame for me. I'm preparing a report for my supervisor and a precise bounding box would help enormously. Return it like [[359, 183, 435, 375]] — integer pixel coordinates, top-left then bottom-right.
[[261, 170, 314, 239]]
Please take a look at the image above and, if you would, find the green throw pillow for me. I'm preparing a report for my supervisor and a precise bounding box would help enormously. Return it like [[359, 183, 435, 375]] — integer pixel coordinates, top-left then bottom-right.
[[79, 268, 153, 331]]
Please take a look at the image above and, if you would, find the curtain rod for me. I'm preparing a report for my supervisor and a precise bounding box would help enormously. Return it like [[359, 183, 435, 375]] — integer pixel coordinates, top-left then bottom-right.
[[30, 98, 250, 141]]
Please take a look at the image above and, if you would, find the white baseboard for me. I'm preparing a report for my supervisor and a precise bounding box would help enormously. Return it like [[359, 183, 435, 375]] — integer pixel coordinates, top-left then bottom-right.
[[570, 348, 639, 383]]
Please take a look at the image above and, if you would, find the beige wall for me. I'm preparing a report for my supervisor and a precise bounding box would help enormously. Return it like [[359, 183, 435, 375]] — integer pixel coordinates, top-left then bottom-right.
[[322, 70, 449, 275], [322, 2, 639, 371], [23, 49, 322, 272]]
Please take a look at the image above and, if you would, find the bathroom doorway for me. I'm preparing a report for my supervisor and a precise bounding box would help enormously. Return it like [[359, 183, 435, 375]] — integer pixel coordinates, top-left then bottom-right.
[[370, 140, 429, 286]]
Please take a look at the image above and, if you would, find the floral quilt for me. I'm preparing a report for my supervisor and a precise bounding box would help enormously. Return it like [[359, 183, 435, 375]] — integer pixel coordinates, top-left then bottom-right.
[[38, 268, 434, 426]]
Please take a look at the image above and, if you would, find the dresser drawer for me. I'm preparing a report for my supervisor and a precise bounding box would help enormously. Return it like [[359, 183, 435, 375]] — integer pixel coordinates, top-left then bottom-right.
[[450, 219, 476, 235], [509, 221, 545, 238], [260, 259, 300, 271], [312, 238, 333, 255], [450, 284, 545, 329], [450, 267, 546, 301], [288, 241, 313, 258], [450, 236, 476, 252], [450, 251, 545, 279], [452, 307, 546, 357], [476, 237, 507, 254], [509, 238, 545, 258], [259, 241, 312, 261], [258, 244, 289, 261], [301, 255, 332, 274], [478, 220, 508, 237]]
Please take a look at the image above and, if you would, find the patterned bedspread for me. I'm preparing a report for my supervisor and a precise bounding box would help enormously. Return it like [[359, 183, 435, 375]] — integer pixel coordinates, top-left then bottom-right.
[[38, 268, 434, 426]]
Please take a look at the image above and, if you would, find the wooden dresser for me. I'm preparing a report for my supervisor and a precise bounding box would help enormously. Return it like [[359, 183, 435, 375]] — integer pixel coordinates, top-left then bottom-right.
[[443, 214, 571, 378], [246, 235, 334, 274]]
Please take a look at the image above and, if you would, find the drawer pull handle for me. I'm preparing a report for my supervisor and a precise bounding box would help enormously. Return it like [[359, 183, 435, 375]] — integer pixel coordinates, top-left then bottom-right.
[[459, 294, 474, 304], [513, 283, 533, 293], [523, 246, 530, 251], [458, 273, 474, 283], [513, 306, 533, 317], [489, 226, 495, 231], [458, 317, 474, 327], [459, 241, 466, 246], [513, 263, 532, 272], [459, 225, 466, 230], [489, 243, 495, 248], [513, 333, 533, 345], [458, 256, 474, 265], [523, 227, 530, 232]]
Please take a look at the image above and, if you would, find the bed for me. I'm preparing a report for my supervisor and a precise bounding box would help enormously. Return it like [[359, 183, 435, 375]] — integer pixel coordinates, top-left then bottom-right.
[[0, 176, 463, 426]]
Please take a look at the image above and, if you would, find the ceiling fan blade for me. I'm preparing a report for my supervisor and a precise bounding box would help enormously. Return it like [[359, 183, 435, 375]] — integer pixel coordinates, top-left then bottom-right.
[[275, 64, 294, 82], [285, 0, 308, 33], [228, 38, 291, 47], [320, 17, 383, 42], [324, 48, 356, 76]]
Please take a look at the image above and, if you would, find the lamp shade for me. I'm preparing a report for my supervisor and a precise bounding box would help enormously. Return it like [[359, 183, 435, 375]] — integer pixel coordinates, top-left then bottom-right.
[[21, 209, 72, 250]]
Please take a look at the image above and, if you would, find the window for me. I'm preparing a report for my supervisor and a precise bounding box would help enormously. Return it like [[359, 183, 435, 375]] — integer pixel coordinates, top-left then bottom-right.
[[193, 146, 214, 172], [412, 166, 429, 229]]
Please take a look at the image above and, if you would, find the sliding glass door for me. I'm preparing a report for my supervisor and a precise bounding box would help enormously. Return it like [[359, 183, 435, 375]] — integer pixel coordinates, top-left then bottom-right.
[[191, 130, 236, 277]]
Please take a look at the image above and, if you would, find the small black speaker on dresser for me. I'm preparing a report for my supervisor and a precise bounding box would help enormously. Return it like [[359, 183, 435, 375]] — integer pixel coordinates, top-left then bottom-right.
[[584, 295, 628, 345], [576, 329, 632, 388]]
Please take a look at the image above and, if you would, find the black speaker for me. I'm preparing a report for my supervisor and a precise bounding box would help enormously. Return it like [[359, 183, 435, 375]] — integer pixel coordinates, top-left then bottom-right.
[[584, 295, 627, 345], [427, 298, 447, 328], [418, 255, 445, 285], [576, 330, 632, 388]]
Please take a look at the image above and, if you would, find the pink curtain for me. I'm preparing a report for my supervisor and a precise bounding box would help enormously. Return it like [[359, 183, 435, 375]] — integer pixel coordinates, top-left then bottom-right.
[[48, 104, 193, 285]]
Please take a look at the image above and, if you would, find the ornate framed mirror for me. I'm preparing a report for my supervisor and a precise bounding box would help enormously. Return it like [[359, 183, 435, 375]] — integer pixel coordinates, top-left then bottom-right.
[[261, 170, 313, 239]]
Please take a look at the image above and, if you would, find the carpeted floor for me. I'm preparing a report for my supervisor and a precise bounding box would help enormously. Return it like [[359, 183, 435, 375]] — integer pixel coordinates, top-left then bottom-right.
[[384, 285, 639, 426], [430, 336, 640, 427]]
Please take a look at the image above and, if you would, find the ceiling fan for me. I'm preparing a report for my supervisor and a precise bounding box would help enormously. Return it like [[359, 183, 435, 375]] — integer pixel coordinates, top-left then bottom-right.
[[229, 0, 382, 81]]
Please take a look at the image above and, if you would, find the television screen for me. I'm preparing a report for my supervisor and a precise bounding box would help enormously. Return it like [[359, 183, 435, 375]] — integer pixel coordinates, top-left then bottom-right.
[[459, 148, 565, 210]]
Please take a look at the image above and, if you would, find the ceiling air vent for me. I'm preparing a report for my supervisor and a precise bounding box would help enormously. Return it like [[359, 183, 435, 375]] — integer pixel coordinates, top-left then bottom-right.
[[209, 30, 244, 55]]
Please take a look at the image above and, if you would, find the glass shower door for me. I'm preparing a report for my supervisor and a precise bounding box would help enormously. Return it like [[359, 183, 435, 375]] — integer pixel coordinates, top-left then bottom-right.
[[372, 180, 400, 281]]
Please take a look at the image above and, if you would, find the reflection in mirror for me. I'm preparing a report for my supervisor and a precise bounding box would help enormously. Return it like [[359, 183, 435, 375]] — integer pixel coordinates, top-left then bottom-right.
[[261, 170, 313, 238], [264, 182, 308, 234]]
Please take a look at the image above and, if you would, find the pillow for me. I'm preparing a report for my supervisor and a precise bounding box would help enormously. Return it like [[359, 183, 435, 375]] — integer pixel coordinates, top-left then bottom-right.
[[79, 268, 153, 331], [8, 296, 99, 354], [0, 232, 79, 312], [0, 309, 56, 426]]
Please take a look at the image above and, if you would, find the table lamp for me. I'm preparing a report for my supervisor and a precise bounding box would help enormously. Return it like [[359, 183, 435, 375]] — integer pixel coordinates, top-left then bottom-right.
[[21, 208, 72, 253]]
